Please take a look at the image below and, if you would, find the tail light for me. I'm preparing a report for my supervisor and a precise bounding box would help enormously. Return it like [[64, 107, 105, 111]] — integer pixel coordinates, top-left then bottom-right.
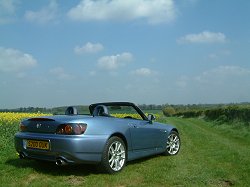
[[19, 122, 27, 132], [56, 123, 87, 135]]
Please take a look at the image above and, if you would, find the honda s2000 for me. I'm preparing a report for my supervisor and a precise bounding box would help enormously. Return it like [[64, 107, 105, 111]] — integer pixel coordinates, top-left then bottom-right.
[[15, 102, 180, 173]]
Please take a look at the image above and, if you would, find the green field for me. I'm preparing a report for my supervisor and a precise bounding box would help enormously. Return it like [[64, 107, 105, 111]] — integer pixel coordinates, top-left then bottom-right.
[[1, 117, 249, 186]]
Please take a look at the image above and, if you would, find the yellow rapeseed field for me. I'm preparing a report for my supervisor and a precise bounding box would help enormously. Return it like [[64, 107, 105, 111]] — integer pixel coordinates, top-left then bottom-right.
[[0, 112, 52, 125], [111, 113, 142, 119], [0, 112, 160, 125], [111, 113, 160, 120]]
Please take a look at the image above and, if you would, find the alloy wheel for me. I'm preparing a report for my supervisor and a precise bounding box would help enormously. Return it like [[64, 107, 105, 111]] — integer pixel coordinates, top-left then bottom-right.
[[108, 141, 126, 171]]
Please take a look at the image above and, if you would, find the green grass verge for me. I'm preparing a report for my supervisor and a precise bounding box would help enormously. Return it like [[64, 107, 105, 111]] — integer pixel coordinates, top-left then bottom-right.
[[0, 117, 249, 186]]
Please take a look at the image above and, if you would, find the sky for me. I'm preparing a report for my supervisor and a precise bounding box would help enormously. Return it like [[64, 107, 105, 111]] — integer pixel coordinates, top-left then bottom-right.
[[0, 0, 250, 108]]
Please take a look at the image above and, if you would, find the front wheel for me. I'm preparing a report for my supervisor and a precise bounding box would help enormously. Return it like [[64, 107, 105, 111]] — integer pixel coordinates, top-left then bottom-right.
[[100, 136, 126, 174], [164, 131, 180, 156]]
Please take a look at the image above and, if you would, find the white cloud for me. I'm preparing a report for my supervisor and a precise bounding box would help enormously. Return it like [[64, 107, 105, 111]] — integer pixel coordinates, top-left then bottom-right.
[[74, 42, 104, 54], [24, 0, 58, 24], [196, 66, 250, 101], [89, 70, 96, 76], [97, 52, 133, 70], [178, 31, 227, 44], [208, 53, 218, 60], [67, 0, 176, 24], [49, 67, 73, 80], [132, 68, 155, 76], [174, 66, 250, 103], [0, 0, 17, 24], [208, 49, 231, 60], [0, 0, 16, 13], [192, 66, 250, 87], [0, 47, 37, 73], [197, 66, 250, 81]]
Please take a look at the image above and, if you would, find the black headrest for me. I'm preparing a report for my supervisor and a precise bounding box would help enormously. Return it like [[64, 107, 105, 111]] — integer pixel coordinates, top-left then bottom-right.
[[65, 106, 78, 115], [93, 105, 110, 117]]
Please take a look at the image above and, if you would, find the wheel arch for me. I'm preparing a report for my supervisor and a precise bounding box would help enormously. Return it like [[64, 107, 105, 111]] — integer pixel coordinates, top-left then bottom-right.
[[109, 132, 128, 150], [171, 128, 179, 134]]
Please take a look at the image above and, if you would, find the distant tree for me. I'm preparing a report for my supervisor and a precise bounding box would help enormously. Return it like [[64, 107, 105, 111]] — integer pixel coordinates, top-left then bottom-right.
[[163, 106, 176, 117]]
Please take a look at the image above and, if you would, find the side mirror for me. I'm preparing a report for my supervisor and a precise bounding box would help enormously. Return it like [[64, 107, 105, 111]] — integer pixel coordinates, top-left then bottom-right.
[[148, 114, 156, 124]]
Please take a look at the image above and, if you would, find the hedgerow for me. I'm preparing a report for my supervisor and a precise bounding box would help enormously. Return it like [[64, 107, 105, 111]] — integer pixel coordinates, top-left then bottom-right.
[[163, 105, 250, 125]]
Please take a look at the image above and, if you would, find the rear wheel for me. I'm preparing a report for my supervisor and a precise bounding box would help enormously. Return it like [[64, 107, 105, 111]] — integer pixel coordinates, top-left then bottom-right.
[[100, 136, 126, 173], [164, 131, 180, 156]]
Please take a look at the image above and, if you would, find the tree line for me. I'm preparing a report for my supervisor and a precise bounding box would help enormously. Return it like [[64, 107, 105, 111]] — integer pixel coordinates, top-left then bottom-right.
[[162, 103, 250, 125], [1, 103, 250, 125], [0, 104, 165, 113]]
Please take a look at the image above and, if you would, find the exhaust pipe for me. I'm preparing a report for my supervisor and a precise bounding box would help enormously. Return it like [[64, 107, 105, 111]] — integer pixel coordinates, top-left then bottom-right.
[[56, 159, 67, 166], [19, 152, 25, 159]]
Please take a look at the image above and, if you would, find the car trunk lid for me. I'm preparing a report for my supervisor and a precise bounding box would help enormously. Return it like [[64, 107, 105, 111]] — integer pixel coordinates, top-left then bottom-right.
[[22, 115, 92, 134], [24, 117, 59, 134]]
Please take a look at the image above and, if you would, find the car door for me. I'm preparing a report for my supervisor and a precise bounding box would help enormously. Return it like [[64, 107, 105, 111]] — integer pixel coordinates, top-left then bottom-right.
[[129, 119, 161, 151]]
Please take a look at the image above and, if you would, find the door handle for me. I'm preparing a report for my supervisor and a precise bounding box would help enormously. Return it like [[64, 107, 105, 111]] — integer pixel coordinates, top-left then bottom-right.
[[128, 123, 138, 128]]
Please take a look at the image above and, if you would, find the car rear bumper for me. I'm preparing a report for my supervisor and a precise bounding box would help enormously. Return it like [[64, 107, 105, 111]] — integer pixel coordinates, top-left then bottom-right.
[[14, 132, 109, 164]]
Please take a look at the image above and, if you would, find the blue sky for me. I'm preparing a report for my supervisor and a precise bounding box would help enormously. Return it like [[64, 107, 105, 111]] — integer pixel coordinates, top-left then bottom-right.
[[0, 0, 250, 108]]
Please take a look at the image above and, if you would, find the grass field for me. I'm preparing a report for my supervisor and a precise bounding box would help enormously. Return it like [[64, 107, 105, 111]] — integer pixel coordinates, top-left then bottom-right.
[[0, 115, 249, 186]]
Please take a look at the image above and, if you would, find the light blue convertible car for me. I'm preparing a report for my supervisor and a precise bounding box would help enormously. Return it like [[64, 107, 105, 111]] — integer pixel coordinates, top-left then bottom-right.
[[14, 102, 180, 173]]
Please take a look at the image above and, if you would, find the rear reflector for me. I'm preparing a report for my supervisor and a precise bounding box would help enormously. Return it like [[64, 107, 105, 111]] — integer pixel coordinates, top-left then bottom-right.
[[20, 123, 27, 132]]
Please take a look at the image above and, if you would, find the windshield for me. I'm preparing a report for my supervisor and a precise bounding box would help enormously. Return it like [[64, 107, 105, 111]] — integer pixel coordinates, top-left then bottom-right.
[[108, 105, 143, 120], [89, 102, 148, 120]]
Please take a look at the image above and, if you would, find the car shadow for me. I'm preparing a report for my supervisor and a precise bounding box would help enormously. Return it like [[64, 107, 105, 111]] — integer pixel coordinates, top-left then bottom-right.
[[6, 154, 164, 176], [5, 158, 99, 176]]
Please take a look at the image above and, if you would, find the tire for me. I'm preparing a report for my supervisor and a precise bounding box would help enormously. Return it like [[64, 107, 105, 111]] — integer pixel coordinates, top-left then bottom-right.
[[100, 136, 126, 174], [164, 131, 180, 156]]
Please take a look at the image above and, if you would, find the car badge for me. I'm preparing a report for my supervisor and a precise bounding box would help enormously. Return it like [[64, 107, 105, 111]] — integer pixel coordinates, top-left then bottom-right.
[[36, 123, 42, 128]]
